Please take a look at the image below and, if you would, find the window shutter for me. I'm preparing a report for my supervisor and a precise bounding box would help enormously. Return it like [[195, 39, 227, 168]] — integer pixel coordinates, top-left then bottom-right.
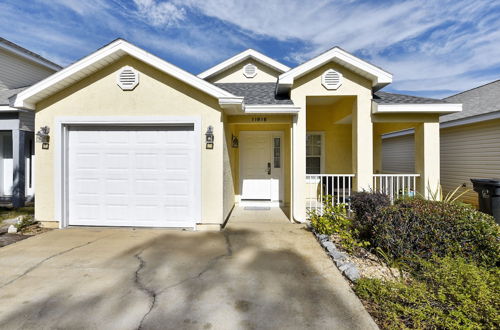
[[117, 66, 139, 90], [321, 69, 342, 90]]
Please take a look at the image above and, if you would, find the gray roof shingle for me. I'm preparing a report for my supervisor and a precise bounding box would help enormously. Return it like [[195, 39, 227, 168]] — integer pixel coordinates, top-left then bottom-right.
[[373, 91, 448, 105], [440, 80, 500, 123], [0, 87, 29, 105], [214, 83, 293, 105]]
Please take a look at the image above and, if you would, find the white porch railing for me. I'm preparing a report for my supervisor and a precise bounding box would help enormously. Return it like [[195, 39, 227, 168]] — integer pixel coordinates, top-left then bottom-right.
[[306, 174, 355, 215], [372, 174, 419, 202]]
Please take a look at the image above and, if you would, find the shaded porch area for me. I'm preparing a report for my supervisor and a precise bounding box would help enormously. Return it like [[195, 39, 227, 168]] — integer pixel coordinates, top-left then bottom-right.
[[304, 95, 437, 215]]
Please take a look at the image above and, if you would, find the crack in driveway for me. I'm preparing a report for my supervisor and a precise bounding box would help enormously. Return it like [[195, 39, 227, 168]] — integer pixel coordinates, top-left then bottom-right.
[[133, 231, 233, 329], [159, 230, 234, 293], [134, 250, 157, 330], [0, 236, 107, 289]]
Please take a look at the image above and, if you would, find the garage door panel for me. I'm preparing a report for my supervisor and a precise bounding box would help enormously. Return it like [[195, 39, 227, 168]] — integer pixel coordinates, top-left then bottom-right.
[[68, 125, 198, 228]]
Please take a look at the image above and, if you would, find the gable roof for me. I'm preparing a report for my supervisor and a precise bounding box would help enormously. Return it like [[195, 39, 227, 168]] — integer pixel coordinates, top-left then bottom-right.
[[372, 91, 461, 114], [215, 83, 293, 105], [0, 37, 61, 71], [198, 49, 290, 80], [441, 79, 500, 123], [373, 91, 448, 105], [277, 47, 392, 94], [12, 39, 242, 110], [0, 87, 28, 106]]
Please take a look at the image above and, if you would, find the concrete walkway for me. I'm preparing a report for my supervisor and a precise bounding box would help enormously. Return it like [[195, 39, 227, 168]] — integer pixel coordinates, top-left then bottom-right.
[[0, 207, 377, 329]]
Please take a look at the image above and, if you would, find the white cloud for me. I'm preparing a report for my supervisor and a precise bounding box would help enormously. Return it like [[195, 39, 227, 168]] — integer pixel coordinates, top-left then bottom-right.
[[133, 0, 186, 27], [3, 0, 499, 95], [178, 0, 500, 94]]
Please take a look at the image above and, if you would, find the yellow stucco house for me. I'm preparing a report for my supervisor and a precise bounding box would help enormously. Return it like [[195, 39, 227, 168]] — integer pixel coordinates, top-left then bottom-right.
[[11, 39, 461, 230]]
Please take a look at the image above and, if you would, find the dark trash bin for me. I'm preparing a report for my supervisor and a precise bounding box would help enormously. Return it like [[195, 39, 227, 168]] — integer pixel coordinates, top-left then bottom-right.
[[470, 178, 500, 224]]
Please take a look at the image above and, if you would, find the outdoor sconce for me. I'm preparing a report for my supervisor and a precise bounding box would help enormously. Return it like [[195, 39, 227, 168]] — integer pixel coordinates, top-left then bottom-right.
[[36, 126, 50, 150], [231, 134, 239, 148], [205, 125, 214, 149]]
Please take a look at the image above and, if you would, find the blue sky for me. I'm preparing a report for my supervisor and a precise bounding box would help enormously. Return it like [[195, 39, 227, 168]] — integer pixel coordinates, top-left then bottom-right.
[[2, 0, 500, 98]]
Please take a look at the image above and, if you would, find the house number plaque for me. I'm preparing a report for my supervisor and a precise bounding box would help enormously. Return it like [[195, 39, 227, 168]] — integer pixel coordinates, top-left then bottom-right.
[[251, 117, 267, 122]]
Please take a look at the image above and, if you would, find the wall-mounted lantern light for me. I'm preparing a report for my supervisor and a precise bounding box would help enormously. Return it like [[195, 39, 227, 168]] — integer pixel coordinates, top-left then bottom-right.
[[205, 125, 214, 149], [36, 126, 50, 150], [231, 134, 239, 148]]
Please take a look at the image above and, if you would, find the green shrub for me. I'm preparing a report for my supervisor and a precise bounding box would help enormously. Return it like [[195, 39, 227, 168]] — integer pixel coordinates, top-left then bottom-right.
[[309, 199, 369, 252], [350, 191, 391, 240], [371, 199, 499, 267], [355, 256, 500, 329]]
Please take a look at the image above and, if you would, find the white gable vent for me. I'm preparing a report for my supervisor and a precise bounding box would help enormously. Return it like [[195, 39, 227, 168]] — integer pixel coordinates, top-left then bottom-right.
[[117, 66, 139, 90], [322, 69, 342, 90], [243, 63, 257, 78]]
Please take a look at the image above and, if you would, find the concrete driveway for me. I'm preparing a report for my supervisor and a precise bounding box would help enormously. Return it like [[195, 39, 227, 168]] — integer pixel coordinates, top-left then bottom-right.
[[0, 208, 377, 330]]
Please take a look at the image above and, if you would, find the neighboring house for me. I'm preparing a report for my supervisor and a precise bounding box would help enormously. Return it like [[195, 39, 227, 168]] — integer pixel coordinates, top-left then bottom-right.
[[0, 37, 61, 207], [11, 39, 461, 229], [382, 80, 500, 205]]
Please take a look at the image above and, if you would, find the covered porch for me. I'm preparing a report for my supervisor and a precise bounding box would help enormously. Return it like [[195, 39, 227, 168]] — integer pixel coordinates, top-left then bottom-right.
[[303, 95, 441, 215]]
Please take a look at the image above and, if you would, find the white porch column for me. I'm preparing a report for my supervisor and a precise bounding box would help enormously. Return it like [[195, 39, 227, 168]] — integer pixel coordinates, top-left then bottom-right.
[[292, 111, 306, 222], [352, 95, 373, 191], [373, 132, 382, 174], [415, 122, 440, 198]]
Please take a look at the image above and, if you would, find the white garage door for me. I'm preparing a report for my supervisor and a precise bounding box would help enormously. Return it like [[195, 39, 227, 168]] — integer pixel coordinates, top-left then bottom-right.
[[67, 125, 199, 228]]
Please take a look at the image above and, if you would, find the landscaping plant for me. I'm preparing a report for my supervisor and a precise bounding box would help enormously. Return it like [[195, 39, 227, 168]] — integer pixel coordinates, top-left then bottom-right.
[[349, 191, 391, 240], [371, 198, 499, 267], [346, 191, 500, 329], [309, 198, 369, 252], [355, 256, 500, 329]]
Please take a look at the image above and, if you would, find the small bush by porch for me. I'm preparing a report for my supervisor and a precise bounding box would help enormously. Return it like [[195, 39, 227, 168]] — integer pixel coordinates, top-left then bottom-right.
[[309, 191, 500, 329]]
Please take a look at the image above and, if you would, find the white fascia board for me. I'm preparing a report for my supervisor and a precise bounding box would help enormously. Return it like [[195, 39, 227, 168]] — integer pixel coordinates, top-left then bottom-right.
[[198, 49, 291, 79], [0, 42, 61, 71], [441, 110, 500, 128], [219, 96, 244, 107], [277, 47, 392, 93], [244, 104, 300, 114], [13, 39, 238, 109], [0, 105, 21, 111], [373, 102, 462, 114]]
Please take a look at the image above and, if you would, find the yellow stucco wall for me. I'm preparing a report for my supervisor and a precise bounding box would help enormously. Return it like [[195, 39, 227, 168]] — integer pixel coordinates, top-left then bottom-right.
[[290, 62, 373, 221], [306, 99, 354, 174], [35, 55, 226, 225], [207, 58, 281, 83], [225, 118, 292, 207]]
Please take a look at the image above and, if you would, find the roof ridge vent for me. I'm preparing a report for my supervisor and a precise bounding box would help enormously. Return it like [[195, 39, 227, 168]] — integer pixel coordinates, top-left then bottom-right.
[[117, 66, 139, 90], [321, 69, 342, 90], [243, 63, 257, 78]]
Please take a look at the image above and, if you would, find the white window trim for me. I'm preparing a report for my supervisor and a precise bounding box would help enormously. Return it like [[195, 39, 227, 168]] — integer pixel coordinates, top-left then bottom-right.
[[306, 131, 325, 182], [53, 116, 202, 229]]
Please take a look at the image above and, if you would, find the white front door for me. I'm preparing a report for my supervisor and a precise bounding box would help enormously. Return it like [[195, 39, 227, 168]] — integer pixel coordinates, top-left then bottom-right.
[[67, 125, 199, 228], [240, 132, 282, 203]]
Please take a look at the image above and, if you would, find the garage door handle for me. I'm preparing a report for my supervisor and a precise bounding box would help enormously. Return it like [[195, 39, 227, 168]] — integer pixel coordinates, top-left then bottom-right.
[[267, 162, 271, 175]]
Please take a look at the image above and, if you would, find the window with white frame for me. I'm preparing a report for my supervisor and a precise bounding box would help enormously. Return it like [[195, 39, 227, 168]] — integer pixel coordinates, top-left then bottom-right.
[[306, 133, 322, 174]]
